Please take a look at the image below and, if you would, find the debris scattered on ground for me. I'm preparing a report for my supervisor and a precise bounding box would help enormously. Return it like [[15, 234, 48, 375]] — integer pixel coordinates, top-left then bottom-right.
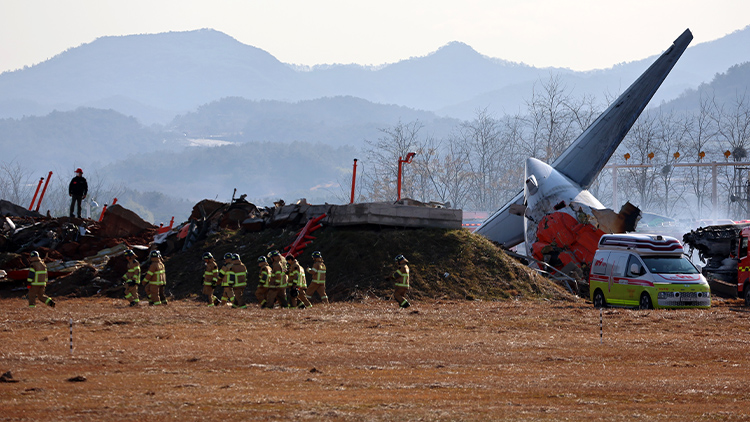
[[1, 196, 567, 303], [0, 370, 19, 383]]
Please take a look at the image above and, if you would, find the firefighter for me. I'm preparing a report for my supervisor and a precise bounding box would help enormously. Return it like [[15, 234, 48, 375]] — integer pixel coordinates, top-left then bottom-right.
[[26, 251, 55, 308], [122, 249, 140, 307], [391, 254, 411, 308], [201, 252, 219, 305], [231, 253, 248, 308], [217, 252, 235, 306], [265, 250, 288, 308], [256, 256, 272, 308], [143, 250, 166, 305], [287, 255, 311, 309], [305, 251, 328, 304]]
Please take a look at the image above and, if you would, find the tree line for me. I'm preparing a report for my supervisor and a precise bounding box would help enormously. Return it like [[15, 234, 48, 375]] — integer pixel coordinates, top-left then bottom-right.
[[353, 76, 750, 222]]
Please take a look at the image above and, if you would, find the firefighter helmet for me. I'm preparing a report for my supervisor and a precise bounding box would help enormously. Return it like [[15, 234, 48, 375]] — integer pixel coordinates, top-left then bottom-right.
[[149, 250, 161, 258], [202, 252, 213, 259], [257, 256, 267, 263], [311, 251, 322, 259], [223, 252, 233, 260], [29, 251, 40, 258], [124, 249, 135, 257], [395, 254, 407, 262], [232, 253, 240, 260]]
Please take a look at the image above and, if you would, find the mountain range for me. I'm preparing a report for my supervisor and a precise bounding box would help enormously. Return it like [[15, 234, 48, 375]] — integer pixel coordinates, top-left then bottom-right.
[[2, 26, 750, 125], [2, 27, 750, 222]]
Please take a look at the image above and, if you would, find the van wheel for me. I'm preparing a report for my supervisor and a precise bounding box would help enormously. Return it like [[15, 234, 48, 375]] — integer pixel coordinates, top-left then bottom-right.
[[744, 286, 750, 307], [638, 293, 653, 310], [593, 290, 607, 309]]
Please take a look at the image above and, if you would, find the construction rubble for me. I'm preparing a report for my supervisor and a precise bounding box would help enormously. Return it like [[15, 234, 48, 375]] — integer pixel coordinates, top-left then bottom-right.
[[0, 196, 462, 300]]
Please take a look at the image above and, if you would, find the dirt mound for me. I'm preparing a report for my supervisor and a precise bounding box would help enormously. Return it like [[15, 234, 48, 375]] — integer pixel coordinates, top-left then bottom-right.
[[165, 226, 571, 302]]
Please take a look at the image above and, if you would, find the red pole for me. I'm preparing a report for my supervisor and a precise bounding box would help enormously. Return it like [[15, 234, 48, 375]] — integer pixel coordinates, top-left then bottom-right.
[[99, 198, 117, 222], [35, 171, 53, 212], [350, 159, 358, 204], [29, 177, 44, 210], [397, 157, 403, 201]]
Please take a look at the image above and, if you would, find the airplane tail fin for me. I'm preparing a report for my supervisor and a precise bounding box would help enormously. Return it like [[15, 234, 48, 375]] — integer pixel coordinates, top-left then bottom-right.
[[552, 29, 693, 189]]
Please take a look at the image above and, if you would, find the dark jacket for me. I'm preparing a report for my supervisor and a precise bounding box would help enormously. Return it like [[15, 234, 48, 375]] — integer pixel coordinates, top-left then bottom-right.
[[68, 176, 88, 197]]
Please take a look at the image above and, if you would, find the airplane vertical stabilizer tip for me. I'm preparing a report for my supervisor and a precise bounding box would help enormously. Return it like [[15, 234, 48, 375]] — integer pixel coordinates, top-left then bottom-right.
[[475, 29, 693, 248]]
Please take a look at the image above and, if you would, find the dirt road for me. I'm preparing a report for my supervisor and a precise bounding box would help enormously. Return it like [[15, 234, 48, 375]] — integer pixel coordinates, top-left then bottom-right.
[[1, 297, 749, 421]]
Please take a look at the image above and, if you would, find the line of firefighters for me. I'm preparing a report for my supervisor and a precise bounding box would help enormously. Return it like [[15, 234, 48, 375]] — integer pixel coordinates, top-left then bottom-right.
[[24, 248, 411, 309], [119, 248, 412, 309]]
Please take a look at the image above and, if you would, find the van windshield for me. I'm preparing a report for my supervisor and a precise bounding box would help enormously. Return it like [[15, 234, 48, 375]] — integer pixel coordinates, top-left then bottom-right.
[[641, 256, 699, 274]]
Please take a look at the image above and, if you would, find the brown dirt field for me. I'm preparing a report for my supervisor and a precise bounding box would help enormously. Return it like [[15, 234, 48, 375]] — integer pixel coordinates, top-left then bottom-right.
[[1, 296, 750, 421]]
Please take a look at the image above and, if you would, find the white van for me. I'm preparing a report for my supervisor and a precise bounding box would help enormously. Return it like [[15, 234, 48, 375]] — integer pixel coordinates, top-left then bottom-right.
[[589, 234, 711, 309]]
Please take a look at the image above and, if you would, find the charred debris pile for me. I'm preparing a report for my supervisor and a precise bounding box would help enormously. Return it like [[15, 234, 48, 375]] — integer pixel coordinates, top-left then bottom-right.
[[1, 198, 570, 302]]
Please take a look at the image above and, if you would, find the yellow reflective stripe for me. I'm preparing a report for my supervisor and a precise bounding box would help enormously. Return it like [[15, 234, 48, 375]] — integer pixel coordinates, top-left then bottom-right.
[[28, 268, 47, 285], [395, 268, 409, 286]]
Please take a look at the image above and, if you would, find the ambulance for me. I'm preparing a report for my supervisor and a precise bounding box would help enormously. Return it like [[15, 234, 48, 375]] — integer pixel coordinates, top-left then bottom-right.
[[589, 234, 711, 309]]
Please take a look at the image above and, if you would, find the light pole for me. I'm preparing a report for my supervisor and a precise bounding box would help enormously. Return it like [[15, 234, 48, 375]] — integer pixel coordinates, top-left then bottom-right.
[[397, 152, 416, 201], [350, 159, 358, 204]]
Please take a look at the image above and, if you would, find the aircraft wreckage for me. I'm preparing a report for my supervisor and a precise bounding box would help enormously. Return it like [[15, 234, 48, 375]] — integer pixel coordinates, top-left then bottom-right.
[[476, 29, 693, 277]]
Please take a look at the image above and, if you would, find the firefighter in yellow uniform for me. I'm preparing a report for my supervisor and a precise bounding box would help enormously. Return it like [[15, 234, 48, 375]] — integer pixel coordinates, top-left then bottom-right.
[[391, 254, 411, 308], [287, 255, 312, 309], [266, 250, 288, 308], [202, 252, 219, 305], [122, 249, 140, 307], [231, 253, 248, 308], [143, 250, 166, 305], [217, 252, 235, 306], [26, 251, 56, 308], [306, 251, 328, 304], [256, 256, 272, 307]]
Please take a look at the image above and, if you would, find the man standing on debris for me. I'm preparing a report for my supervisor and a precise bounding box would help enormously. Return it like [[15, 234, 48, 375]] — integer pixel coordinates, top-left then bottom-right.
[[143, 250, 166, 305], [390, 254, 411, 308], [122, 249, 140, 307], [217, 252, 235, 306], [202, 252, 219, 305], [68, 168, 88, 219], [26, 251, 56, 308], [306, 251, 328, 304], [266, 250, 288, 308], [287, 255, 311, 309], [256, 256, 272, 307], [231, 254, 248, 309]]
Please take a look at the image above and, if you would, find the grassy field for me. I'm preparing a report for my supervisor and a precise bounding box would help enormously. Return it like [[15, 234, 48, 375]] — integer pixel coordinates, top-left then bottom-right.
[[1, 296, 749, 421]]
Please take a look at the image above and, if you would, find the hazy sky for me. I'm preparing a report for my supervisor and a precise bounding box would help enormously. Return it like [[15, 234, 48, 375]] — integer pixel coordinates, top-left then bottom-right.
[[1, 0, 748, 74]]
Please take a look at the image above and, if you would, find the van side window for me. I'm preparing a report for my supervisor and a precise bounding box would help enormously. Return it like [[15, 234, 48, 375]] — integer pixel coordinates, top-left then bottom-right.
[[611, 253, 627, 277], [626, 254, 644, 277], [592, 252, 610, 275], [741, 237, 748, 258]]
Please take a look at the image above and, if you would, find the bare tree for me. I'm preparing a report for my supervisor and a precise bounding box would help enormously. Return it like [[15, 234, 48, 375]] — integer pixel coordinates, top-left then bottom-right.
[[619, 112, 661, 211], [457, 108, 504, 211], [523, 75, 582, 163], [684, 93, 719, 219], [0, 160, 35, 206], [654, 110, 688, 217], [362, 120, 425, 202]]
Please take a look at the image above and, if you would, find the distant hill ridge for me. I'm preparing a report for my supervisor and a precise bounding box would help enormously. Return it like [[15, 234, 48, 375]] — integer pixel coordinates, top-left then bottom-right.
[[3, 27, 749, 124]]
